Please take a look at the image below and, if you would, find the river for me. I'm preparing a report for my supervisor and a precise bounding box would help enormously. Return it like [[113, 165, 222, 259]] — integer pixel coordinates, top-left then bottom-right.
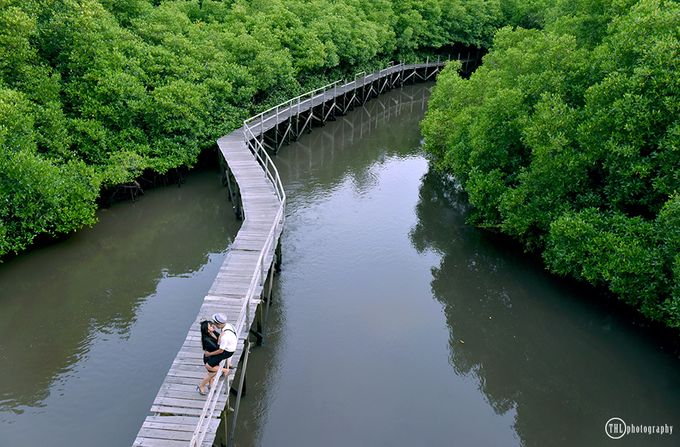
[[0, 172, 239, 445], [1, 84, 679, 447]]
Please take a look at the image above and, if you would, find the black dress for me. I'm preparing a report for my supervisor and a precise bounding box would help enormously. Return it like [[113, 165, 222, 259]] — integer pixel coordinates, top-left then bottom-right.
[[202, 333, 222, 367]]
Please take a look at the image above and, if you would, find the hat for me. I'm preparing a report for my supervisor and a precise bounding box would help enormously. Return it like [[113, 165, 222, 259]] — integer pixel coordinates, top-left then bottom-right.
[[211, 312, 228, 325]]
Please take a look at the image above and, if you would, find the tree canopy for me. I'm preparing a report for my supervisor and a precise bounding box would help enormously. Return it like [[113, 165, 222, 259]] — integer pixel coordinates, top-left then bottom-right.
[[0, 0, 537, 257], [422, 0, 680, 327]]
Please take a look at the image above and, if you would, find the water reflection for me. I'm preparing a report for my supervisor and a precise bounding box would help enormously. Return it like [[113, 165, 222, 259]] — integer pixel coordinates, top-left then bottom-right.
[[236, 81, 680, 447], [276, 86, 430, 200], [234, 85, 439, 447], [0, 170, 239, 446], [410, 171, 680, 446]]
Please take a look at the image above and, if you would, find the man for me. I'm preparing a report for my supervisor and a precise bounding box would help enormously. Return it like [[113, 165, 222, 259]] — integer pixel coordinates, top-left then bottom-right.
[[209, 312, 237, 370]]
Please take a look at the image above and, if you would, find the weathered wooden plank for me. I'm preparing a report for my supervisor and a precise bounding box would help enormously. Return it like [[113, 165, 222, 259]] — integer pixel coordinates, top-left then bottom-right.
[[149, 405, 218, 418], [153, 396, 217, 410], [138, 428, 195, 441], [144, 415, 218, 427], [134, 437, 192, 447]]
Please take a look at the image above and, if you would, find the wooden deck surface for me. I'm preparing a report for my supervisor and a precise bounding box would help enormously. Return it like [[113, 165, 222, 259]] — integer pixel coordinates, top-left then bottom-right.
[[133, 132, 281, 447]]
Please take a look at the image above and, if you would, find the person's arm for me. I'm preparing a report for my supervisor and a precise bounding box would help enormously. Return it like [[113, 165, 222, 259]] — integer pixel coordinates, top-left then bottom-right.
[[208, 332, 233, 357], [204, 330, 223, 356], [204, 347, 225, 357]]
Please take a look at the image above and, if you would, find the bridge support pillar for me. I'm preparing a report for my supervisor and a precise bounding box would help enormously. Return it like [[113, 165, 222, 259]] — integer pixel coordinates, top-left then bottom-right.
[[222, 160, 243, 220], [227, 338, 251, 447], [220, 404, 229, 447], [260, 261, 276, 346], [274, 239, 282, 273]]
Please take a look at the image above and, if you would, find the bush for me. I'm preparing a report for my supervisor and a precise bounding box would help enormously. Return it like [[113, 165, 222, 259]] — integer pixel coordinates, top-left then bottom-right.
[[422, 0, 680, 326]]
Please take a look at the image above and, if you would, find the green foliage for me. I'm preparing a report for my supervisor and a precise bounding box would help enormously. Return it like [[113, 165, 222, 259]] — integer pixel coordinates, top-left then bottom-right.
[[3, 0, 541, 257], [422, 0, 680, 327], [0, 84, 100, 254], [0, 88, 35, 154], [0, 150, 99, 255], [545, 209, 666, 319]]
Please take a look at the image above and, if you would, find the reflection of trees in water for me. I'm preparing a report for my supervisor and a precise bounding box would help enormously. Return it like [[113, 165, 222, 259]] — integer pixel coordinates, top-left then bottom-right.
[[410, 170, 520, 415], [227, 86, 434, 446], [409, 169, 680, 446], [0, 171, 238, 409], [276, 84, 432, 204]]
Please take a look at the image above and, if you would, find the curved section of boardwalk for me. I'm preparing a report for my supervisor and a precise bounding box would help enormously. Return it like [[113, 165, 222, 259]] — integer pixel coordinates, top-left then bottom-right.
[[133, 61, 447, 447], [133, 129, 283, 447]]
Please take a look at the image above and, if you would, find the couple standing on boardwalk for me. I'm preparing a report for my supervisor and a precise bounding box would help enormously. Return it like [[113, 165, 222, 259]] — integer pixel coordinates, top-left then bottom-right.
[[197, 313, 237, 396]]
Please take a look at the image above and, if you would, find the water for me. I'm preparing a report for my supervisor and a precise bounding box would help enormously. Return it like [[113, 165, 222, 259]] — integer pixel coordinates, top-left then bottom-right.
[[0, 171, 239, 446], [0, 84, 678, 447], [232, 84, 680, 447]]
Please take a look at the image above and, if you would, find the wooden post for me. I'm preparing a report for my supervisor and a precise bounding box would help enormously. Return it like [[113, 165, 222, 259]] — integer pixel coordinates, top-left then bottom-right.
[[224, 166, 234, 203], [295, 97, 301, 140], [259, 114, 264, 146], [227, 339, 251, 447], [274, 107, 279, 153], [254, 305, 264, 346], [263, 260, 275, 337], [221, 404, 229, 447], [219, 153, 228, 186], [274, 238, 282, 273], [333, 82, 338, 118], [234, 180, 242, 220]]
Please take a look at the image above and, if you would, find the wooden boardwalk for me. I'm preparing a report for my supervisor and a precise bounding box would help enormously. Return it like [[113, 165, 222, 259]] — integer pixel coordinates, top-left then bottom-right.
[[132, 60, 446, 447]]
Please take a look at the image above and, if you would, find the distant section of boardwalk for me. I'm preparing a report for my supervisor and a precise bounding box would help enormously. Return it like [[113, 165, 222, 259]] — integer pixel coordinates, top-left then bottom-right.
[[133, 60, 450, 447]]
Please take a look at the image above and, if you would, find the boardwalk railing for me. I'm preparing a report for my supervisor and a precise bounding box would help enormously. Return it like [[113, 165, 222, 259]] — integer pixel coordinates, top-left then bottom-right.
[[243, 124, 287, 205], [243, 62, 403, 133], [245, 79, 342, 136], [240, 60, 458, 156], [190, 130, 286, 446]]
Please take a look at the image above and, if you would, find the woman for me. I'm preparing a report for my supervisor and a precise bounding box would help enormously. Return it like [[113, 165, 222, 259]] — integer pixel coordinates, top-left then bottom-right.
[[197, 320, 220, 395], [197, 313, 237, 395]]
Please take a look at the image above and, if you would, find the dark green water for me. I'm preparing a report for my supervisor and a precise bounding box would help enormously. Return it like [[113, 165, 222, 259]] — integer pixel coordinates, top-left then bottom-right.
[[0, 172, 239, 446], [232, 84, 680, 447], [0, 84, 678, 447]]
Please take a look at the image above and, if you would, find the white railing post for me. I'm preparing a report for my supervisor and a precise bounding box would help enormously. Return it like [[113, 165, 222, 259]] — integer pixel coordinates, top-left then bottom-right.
[[259, 114, 264, 144]]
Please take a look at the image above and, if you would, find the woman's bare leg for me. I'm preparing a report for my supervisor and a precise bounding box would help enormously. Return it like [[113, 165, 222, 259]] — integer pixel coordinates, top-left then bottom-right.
[[199, 365, 219, 393]]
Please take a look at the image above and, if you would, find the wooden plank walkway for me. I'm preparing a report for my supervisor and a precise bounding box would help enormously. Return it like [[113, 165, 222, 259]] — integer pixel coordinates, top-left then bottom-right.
[[132, 60, 446, 447], [133, 130, 283, 447]]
